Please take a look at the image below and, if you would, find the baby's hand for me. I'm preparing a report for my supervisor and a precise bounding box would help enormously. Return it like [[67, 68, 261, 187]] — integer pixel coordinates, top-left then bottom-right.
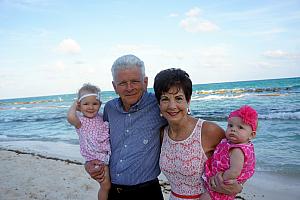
[[75, 101, 81, 111], [94, 165, 101, 169], [223, 179, 237, 185], [85, 160, 105, 182]]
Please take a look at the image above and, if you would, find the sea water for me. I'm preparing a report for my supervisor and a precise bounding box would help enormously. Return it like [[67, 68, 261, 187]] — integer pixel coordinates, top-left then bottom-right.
[[0, 77, 299, 174]]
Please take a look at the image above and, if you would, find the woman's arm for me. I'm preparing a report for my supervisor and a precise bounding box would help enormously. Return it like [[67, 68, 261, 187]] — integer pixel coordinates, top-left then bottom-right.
[[67, 101, 81, 129], [210, 172, 243, 195], [201, 121, 225, 158]]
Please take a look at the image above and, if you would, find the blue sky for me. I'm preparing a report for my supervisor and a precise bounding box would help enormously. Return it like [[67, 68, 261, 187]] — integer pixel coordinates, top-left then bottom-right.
[[1, 0, 300, 99]]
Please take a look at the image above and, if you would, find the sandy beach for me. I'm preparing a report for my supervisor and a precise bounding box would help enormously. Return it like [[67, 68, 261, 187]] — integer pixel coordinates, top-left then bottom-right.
[[1, 149, 299, 200]]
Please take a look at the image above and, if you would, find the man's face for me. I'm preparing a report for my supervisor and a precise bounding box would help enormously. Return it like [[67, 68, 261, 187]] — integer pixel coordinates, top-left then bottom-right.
[[112, 66, 148, 111]]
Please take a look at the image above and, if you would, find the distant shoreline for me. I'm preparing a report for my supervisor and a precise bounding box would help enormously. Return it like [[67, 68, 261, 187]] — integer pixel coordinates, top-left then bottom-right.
[[1, 76, 299, 100]]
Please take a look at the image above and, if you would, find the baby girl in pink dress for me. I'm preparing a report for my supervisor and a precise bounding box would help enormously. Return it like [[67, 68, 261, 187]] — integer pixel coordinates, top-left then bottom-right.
[[201, 105, 258, 200], [67, 83, 111, 200]]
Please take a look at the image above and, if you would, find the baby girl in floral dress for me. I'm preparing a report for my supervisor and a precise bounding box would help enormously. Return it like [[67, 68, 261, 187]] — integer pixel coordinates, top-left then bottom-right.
[[67, 83, 111, 200]]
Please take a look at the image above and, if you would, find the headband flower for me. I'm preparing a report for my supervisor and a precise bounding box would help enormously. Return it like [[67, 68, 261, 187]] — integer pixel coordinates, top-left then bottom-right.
[[229, 105, 258, 131]]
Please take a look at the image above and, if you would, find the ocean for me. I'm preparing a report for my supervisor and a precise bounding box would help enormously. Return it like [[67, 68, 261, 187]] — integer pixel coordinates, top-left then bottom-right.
[[0, 77, 299, 175]]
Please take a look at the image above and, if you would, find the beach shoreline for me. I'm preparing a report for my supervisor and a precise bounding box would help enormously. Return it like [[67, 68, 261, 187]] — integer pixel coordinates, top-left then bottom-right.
[[1, 148, 299, 200]]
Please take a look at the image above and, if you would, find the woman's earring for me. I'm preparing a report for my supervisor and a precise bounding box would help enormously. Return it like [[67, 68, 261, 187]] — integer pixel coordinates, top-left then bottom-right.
[[160, 113, 163, 117], [187, 108, 191, 115]]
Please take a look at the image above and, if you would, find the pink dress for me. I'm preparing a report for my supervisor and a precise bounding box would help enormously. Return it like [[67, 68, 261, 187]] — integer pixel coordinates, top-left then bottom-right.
[[76, 113, 110, 164], [204, 139, 255, 200], [160, 119, 207, 200]]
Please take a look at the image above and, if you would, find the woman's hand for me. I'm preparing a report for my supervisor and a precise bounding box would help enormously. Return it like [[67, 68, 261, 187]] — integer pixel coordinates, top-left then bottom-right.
[[85, 160, 105, 183], [210, 172, 242, 195]]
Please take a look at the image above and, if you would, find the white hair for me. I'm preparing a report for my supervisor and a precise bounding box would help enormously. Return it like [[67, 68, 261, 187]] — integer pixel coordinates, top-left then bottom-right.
[[111, 54, 145, 81]]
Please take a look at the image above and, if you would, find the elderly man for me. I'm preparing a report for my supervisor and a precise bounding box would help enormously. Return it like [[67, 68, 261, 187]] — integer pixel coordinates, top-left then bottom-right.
[[85, 54, 166, 200]]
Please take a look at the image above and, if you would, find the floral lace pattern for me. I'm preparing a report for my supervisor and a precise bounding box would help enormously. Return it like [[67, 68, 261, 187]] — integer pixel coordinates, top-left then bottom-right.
[[160, 119, 207, 200], [76, 113, 110, 164]]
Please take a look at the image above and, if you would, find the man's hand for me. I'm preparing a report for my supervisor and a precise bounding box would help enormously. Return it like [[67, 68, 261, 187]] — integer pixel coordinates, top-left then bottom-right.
[[84, 160, 105, 183], [210, 172, 242, 195]]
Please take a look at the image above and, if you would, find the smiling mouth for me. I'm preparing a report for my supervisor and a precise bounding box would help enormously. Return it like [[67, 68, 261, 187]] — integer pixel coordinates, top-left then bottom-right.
[[125, 93, 137, 97], [167, 111, 179, 116]]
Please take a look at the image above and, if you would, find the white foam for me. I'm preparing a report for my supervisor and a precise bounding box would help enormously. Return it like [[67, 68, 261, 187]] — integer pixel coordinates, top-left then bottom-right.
[[191, 94, 245, 101], [260, 112, 300, 120]]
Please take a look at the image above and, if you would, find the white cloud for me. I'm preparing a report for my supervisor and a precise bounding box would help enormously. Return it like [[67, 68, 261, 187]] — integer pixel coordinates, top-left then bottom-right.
[[111, 43, 232, 70], [180, 17, 219, 33], [168, 13, 179, 17], [262, 50, 300, 59], [180, 7, 219, 33], [57, 38, 81, 54], [263, 50, 288, 58], [195, 47, 232, 69], [256, 61, 277, 68], [185, 7, 201, 17], [54, 60, 66, 71]]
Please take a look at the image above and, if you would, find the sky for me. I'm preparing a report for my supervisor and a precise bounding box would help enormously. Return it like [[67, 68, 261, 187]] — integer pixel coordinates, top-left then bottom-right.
[[1, 0, 300, 99]]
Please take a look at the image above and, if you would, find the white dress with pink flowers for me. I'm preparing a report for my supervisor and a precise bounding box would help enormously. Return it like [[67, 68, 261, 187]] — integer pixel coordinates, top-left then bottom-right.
[[76, 113, 110, 164], [160, 119, 207, 200]]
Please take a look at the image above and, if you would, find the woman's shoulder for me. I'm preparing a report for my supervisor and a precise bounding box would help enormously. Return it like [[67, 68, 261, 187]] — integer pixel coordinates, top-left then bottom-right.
[[201, 120, 225, 157], [202, 120, 224, 135]]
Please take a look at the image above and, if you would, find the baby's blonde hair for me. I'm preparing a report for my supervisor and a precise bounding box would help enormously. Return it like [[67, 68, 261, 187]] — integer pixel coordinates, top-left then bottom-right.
[[77, 83, 101, 100]]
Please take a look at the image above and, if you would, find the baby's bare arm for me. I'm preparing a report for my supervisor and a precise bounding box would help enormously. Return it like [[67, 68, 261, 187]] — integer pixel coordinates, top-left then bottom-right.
[[223, 148, 244, 181], [67, 101, 81, 128]]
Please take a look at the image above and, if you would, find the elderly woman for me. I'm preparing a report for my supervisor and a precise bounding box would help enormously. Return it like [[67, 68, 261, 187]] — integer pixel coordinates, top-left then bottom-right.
[[153, 68, 242, 200]]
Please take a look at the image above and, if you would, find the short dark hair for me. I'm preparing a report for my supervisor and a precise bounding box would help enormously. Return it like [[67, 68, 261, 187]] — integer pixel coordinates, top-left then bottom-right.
[[153, 68, 192, 102]]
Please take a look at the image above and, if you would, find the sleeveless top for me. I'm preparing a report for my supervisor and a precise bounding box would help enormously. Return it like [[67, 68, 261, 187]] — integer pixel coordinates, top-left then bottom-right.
[[160, 119, 207, 200], [76, 113, 110, 164], [204, 139, 255, 200]]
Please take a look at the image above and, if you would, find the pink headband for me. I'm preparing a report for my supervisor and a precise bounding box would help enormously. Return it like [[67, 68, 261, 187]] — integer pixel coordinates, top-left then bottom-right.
[[228, 105, 258, 131]]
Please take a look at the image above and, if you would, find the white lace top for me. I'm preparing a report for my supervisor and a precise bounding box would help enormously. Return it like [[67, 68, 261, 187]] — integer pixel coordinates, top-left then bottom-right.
[[159, 119, 208, 200]]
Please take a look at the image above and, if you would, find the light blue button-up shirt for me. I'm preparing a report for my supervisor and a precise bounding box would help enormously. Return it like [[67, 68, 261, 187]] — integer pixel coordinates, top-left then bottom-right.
[[103, 91, 166, 185]]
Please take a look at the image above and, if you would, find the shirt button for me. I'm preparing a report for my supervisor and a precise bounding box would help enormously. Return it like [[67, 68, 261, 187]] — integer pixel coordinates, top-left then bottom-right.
[[120, 159, 123, 162], [128, 114, 131, 117], [124, 145, 127, 148], [117, 174, 120, 176], [126, 129, 129, 133]]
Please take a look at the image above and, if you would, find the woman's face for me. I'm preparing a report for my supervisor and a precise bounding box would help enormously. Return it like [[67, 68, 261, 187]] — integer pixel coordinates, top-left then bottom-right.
[[159, 86, 190, 123]]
